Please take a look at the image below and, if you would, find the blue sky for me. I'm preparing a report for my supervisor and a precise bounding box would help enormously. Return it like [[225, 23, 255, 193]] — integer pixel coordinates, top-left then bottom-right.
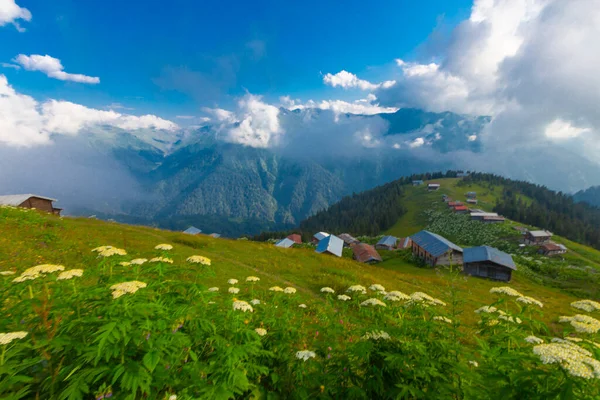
[[1, 0, 473, 119]]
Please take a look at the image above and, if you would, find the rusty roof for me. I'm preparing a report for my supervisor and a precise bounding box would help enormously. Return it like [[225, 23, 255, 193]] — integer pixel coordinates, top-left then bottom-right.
[[352, 243, 382, 263]]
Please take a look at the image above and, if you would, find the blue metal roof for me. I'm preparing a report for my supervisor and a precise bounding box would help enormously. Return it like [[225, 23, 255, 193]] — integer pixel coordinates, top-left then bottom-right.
[[377, 235, 398, 247], [183, 226, 202, 235], [410, 230, 463, 257], [313, 232, 330, 241], [275, 238, 295, 248], [315, 234, 343, 257], [463, 246, 517, 270]]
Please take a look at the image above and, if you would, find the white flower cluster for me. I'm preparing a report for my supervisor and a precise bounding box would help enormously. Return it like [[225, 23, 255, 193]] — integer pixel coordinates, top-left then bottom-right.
[[246, 276, 260, 282], [337, 294, 351, 301], [369, 284, 385, 292], [409, 292, 446, 306], [255, 328, 267, 336], [468, 360, 479, 368], [119, 261, 131, 267], [384, 291, 410, 302], [250, 299, 261, 305], [208, 287, 219, 292], [516, 296, 543, 308], [362, 330, 391, 341], [228, 287, 240, 294], [130, 258, 147, 265], [320, 287, 335, 294], [498, 314, 522, 324], [533, 342, 600, 379], [525, 335, 544, 344], [475, 306, 498, 314], [13, 264, 65, 283], [269, 286, 284, 292], [298, 304, 307, 309], [154, 244, 173, 251], [98, 248, 127, 257], [433, 316, 452, 324], [559, 315, 600, 334], [232, 300, 253, 312], [360, 298, 387, 307], [0, 270, 15, 276], [283, 287, 297, 294], [57, 269, 84, 281], [347, 285, 367, 294], [0, 331, 28, 345], [489, 287, 523, 297], [228, 279, 238, 285], [149, 257, 173, 263], [571, 300, 600, 313], [295, 350, 316, 361], [110, 281, 147, 299], [92, 245, 113, 252], [187, 255, 211, 265]]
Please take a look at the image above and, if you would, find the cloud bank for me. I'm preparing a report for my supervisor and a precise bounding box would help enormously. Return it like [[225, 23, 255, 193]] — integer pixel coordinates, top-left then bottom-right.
[[14, 54, 100, 84], [0, 75, 178, 147], [0, 0, 31, 32], [323, 70, 395, 91]]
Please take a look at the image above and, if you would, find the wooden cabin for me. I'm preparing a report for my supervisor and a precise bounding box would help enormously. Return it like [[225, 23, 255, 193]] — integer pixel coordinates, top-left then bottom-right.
[[396, 237, 413, 250], [315, 235, 344, 257], [466, 198, 478, 205], [183, 226, 202, 235], [525, 230, 553, 245], [453, 205, 469, 214], [352, 243, 382, 264], [275, 238, 295, 248], [286, 234, 302, 245], [466, 191, 477, 199], [312, 232, 330, 244], [338, 233, 360, 247], [376, 235, 398, 251], [463, 246, 516, 282], [0, 194, 62, 215], [539, 243, 567, 257], [410, 230, 463, 267], [428, 183, 441, 191], [412, 180, 424, 186]]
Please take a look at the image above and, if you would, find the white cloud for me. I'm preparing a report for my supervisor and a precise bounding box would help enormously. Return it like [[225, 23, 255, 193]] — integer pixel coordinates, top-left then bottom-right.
[[0, 0, 31, 31], [106, 103, 133, 111], [1, 62, 20, 70], [468, 134, 477, 141], [354, 127, 381, 148], [0, 74, 178, 147], [175, 115, 196, 120], [14, 54, 100, 84], [206, 94, 282, 148], [408, 137, 425, 148], [323, 70, 395, 91], [544, 119, 589, 140], [280, 94, 397, 118]]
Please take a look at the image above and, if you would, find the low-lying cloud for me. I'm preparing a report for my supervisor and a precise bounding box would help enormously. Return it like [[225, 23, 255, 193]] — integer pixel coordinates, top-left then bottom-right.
[[14, 54, 100, 84]]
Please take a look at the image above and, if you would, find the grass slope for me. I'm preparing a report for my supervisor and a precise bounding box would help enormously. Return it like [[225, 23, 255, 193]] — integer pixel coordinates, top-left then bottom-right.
[[0, 205, 585, 331]]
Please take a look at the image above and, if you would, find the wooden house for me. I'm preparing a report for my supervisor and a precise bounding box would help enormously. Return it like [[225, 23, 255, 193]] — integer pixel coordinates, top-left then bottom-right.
[[482, 215, 505, 223], [463, 246, 516, 282], [525, 230, 553, 245], [466, 191, 477, 199], [376, 235, 398, 251], [428, 183, 441, 191], [209, 233, 221, 238], [315, 234, 343, 257], [448, 201, 463, 207], [453, 205, 469, 213], [275, 238, 295, 248], [312, 232, 330, 244], [183, 226, 202, 235], [471, 212, 500, 221], [338, 233, 360, 247], [286, 234, 302, 245], [539, 243, 567, 257], [412, 180, 424, 186], [352, 243, 382, 264], [0, 194, 62, 215], [466, 198, 478, 205], [396, 237, 412, 250], [410, 230, 463, 266]]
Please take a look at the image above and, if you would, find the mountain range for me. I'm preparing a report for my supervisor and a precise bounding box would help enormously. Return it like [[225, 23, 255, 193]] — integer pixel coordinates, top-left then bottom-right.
[[2, 107, 600, 236]]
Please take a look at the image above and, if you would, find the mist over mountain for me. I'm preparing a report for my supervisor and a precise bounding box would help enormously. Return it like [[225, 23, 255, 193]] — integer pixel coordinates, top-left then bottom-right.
[[3, 105, 600, 236]]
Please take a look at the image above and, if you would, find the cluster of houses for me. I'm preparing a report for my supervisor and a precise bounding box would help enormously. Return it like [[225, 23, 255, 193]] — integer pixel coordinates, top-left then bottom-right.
[[0, 194, 62, 215], [441, 192, 507, 223], [183, 226, 221, 238]]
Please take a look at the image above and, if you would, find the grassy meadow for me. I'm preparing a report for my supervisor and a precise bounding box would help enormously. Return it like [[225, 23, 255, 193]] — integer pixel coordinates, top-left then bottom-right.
[[1, 200, 600, 399]]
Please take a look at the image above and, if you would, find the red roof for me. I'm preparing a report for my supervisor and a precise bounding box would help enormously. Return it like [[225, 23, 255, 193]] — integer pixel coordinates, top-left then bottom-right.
[[541, 243, 561, 251], [352, 243, 383, 263], [286, 234, 302, 244], [453, 205, 468, 211]]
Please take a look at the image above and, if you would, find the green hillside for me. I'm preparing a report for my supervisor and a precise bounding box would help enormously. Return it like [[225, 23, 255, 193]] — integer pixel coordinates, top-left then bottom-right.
[[1, 205, 600, 398]]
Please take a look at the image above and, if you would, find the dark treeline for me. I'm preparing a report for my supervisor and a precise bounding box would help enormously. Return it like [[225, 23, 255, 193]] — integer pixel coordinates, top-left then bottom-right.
[[252, 171, 465, 241], [463, 173, 600, 249]]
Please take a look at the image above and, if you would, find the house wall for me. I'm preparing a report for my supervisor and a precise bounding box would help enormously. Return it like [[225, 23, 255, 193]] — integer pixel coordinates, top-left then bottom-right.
[[464, 261, 512, 282], [435, 250, 463, 266], [18, 197, 54, 213], [525, 235, 551, 245]]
